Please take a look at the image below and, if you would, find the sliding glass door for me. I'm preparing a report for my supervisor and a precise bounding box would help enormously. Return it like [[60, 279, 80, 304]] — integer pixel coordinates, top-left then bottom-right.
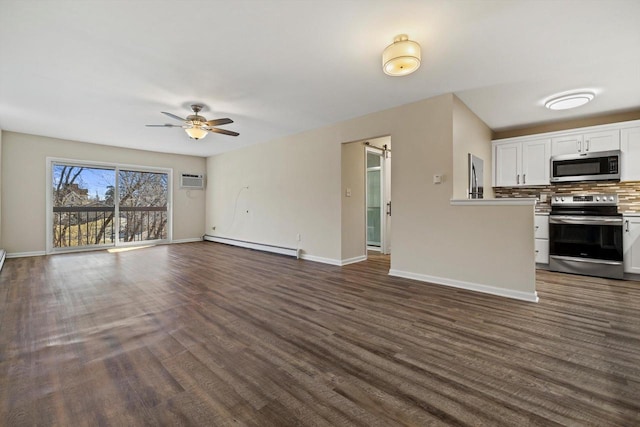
[[118, 170, 168, 242], [49, 160, 170, 252]]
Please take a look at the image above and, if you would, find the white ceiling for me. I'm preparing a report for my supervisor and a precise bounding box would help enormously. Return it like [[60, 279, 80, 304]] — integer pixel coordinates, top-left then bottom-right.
[[1, 0, 639, 157]]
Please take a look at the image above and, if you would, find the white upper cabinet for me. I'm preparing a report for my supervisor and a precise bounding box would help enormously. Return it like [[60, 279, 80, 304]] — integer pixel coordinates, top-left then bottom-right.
[[621, 126, 640, 182], [551, 134, 583, 156], [522, 139, 551, 185], [495, 142, 521, 186], [551, 129, 619, 156], [493, 139, 550, 187]]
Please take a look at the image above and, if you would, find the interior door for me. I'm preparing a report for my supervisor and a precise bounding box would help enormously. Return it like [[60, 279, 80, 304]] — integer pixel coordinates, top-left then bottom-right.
[[383, 150, 391, 254]]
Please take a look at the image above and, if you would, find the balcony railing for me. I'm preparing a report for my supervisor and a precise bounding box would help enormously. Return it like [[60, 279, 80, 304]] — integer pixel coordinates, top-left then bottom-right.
[[53, 206, 167, 248]]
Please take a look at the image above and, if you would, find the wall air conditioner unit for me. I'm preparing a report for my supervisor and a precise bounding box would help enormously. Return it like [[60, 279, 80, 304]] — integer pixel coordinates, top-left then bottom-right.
[[180, 173, 205, 190]]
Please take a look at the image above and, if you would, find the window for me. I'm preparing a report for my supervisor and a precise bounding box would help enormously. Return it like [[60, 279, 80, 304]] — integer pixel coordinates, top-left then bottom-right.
[[48, 160, 171, 252]]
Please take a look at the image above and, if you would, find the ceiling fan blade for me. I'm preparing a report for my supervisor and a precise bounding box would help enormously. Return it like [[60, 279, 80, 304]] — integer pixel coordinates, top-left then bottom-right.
[[161, 111, 187, 122], [146, 124, 183, 127], [205, 118, 233, 126], [207, 127, 240, 137]]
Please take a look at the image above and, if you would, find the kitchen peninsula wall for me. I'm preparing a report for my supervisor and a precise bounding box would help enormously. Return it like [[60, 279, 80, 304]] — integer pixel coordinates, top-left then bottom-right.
[[494, 181, 640, 213]]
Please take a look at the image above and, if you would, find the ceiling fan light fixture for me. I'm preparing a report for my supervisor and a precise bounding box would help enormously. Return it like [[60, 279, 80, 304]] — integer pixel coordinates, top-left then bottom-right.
[[382, 34, 421, 76], [544, 91, 595, 110], [185, 127, 208, 140]]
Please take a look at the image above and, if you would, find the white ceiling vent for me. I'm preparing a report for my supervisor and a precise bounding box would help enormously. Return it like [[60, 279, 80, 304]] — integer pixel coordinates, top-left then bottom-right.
[[180, 173, 205, 190]]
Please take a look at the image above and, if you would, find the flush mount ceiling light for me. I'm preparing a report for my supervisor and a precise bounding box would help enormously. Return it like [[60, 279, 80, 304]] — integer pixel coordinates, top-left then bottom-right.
[[544, 91, 595, 110], [382, 34, 421, 76]]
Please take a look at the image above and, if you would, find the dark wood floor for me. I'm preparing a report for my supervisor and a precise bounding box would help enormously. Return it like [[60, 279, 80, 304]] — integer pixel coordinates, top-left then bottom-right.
[[1, 243, 639, 426]]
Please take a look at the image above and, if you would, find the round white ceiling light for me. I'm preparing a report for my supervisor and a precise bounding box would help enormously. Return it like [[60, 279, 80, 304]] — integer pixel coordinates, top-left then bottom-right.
[[382, 34, 421, 76], [544, 91, 595, 110]]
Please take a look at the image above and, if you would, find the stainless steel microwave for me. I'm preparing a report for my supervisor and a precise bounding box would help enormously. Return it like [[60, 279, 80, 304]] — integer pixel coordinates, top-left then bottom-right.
[[550, 150, 620, 183]]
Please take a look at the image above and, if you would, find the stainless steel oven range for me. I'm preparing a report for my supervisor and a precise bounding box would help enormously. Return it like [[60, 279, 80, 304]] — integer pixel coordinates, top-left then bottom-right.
[[549, 194, 623, 279]]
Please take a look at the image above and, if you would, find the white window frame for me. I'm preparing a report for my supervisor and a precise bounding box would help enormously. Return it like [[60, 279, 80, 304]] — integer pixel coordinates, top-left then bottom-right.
[[46, 157, 173, 254]]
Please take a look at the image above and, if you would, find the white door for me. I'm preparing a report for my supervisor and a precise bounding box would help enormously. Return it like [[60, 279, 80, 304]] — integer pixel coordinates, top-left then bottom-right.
[[383, 150, 391, 255], [366, 148, 383, 250]]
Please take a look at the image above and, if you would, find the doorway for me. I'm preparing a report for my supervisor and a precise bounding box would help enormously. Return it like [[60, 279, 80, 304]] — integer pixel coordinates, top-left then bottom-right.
[[365, 143, 391, 255]]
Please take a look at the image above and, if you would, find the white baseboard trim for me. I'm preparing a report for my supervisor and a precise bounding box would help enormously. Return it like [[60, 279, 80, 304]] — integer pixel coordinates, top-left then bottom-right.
[[7, 251, 47, 259], [171, 238, 203, 244], [203, 235, 299, 258], [299, 253, 342, 266], [340, 255, 367, 266], [388, 269, 539, 303]]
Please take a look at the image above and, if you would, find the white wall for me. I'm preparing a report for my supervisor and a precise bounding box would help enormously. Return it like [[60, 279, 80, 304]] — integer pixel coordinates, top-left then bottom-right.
[[1, 132, 206, 254], [206, 93, 536, 300]]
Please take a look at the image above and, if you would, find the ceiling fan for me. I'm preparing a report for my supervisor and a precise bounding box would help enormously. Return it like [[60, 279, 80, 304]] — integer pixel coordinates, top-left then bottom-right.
[[146, 104, 239, 140]]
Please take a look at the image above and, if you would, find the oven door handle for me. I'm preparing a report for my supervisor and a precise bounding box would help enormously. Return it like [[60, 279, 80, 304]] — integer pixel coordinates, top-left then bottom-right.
[[550, 255, 623, 266], [549, 216, 623, 226]]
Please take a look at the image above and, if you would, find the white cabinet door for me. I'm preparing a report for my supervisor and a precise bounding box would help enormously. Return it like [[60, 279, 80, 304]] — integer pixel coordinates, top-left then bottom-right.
[[535, 239, 549, 264], [624, 216, 640, 274], [534, 215, 549, 239], [495, 143, 521, 187], [552, 134, 583, 155], [621, 127, 640, 182], [534, 214, 549, 264], [522, 139, 550, 185], [583, 130, 620, 153]]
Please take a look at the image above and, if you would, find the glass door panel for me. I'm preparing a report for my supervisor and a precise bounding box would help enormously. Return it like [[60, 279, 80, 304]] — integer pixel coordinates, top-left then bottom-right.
[[367, 169, 381, 246], [118, 170, 169, 243], [52, 164, 116, 248]]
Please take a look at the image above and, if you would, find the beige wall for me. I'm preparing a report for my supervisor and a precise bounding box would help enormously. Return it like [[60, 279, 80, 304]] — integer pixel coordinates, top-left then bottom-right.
[[206, 127, 341, 259], [0, 130, 2, 248], [1, 132, 206, 254], [206, 94, 536, 299], [452, 95, 494, 199], [341, 141, 366, 261]]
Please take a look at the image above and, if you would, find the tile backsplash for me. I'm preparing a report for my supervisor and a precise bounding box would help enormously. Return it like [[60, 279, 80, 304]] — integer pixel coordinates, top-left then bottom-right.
[[494, 181, 640, 213]]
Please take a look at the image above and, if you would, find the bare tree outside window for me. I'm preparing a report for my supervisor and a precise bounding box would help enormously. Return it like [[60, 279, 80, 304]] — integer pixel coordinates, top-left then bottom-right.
[[52, 164, 169, 248], [118, 170, 168, 242]]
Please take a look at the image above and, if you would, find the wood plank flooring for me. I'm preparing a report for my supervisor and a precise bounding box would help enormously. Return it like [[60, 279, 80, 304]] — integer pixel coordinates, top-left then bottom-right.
[[1, 242, 639, 426]]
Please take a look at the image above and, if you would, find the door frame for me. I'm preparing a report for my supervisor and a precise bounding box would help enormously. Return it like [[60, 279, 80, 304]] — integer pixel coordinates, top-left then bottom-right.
[[45, 157, 173, 254], [365, 146, 388, 254]]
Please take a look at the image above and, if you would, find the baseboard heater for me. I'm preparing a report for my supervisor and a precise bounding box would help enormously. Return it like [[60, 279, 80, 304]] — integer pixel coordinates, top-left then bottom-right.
[[203, 235, 299, 258]]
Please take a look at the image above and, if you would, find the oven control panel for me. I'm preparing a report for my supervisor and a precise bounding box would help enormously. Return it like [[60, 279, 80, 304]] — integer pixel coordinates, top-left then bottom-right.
[[551, 194, 618, 206]]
